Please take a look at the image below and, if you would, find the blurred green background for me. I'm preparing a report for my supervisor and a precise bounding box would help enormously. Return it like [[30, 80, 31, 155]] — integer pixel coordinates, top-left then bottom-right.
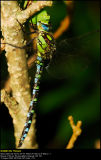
[[0, 1, 100, 149]]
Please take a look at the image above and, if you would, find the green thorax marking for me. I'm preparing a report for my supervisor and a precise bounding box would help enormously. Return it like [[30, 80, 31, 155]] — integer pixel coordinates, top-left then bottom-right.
[[37, 31, 56, 60]]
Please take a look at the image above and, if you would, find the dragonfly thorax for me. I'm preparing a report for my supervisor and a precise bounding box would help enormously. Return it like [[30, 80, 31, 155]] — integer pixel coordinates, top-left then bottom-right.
[[37, 31, 56, 61]]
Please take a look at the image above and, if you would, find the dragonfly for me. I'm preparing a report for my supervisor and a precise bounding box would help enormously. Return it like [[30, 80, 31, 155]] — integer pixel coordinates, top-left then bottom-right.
[[16, 11, 55, 147], [0, 6, 99, 148]]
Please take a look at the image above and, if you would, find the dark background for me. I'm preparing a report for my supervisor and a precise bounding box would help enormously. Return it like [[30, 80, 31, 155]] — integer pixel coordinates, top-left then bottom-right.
[[0, 1, 100, 149]]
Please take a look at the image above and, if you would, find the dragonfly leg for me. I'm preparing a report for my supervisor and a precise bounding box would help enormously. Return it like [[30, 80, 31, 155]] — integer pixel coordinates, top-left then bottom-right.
[[16, 19, 38, 35], [0, 37, 37, 49]]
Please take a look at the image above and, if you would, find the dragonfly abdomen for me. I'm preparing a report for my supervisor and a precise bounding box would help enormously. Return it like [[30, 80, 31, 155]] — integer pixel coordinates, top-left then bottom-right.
[[18, 55, 44, 147]]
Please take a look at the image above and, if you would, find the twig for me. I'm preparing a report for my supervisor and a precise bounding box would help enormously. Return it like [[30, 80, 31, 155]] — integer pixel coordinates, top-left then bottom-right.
[[66, 116, 82, 149], [53, 16, 70, 39], [53, 1, 74, 39], [94, 139, 100, 149]]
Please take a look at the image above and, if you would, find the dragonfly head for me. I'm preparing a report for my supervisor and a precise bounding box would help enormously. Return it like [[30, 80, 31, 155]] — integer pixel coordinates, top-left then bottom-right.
[[36, 10, 50, 32]]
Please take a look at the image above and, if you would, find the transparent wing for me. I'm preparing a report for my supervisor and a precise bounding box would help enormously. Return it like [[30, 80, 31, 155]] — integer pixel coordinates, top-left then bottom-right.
[[46, 30, 100, 79]]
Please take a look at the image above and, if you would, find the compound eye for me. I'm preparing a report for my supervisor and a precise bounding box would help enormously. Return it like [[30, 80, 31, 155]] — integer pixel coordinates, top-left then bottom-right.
[[42, 24, 49, 32]]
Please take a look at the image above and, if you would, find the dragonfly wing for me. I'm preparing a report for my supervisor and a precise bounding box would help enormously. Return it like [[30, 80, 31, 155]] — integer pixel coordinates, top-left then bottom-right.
[[46, 30, 100, 79]]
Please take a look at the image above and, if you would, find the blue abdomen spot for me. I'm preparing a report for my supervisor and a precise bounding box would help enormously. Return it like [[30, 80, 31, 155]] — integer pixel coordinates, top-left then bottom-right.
[[37, 65, 41, 72], [25, 128, 29, 132], [35, 78, 38, 83], [28, 120, 32, 124], [27, 113, 30, 117], [24, 122, 27, 126], [23, 134, 27, 138], [32, 89, 36, 95], [30, 101, 33, 106], [21, 137, 24, 140], [37, 56, 42, 61]]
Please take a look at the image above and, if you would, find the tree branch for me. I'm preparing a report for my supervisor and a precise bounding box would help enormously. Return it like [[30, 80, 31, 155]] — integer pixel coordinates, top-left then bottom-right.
[[17, 1, 53, 24], [66, 116, 82, 149]]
